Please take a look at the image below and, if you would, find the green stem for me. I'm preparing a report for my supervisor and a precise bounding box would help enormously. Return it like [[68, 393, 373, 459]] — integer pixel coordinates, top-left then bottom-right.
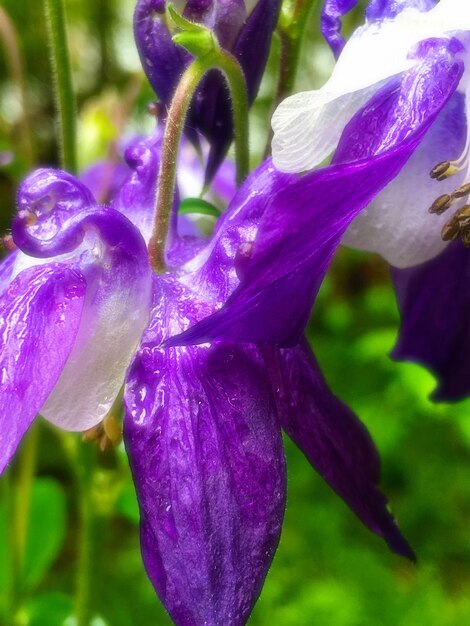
[[0, 7, 36, 167], [44, 0, 77, 172], [74, 440, 95, 626], [148, 50, 249, 273]]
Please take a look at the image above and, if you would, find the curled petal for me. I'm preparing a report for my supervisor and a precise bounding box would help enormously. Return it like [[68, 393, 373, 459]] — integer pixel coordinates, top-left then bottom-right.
[[392, 241, 470, 402], [272, 341, 414, 559], [0, 264, 86, 473], [124, 278, 286, 626], [12, 169, 153, 431], [17, 169, 95, 242]]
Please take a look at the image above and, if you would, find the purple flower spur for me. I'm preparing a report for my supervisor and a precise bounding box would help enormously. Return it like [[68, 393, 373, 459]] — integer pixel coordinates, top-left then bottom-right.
[[0, 115, 418, 625], [272, 0, 470, 402], [133, 0, 281, 180]]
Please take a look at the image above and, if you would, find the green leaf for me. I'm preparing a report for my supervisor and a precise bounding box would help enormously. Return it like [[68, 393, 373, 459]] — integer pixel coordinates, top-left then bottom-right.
[[178, 197, 221, 218], [23, 478, 67, 590]]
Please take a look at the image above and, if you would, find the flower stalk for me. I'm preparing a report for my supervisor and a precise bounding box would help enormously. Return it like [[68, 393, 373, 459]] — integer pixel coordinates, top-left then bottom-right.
[[149, 48, 249, 273], [43, 0, 77, 173]]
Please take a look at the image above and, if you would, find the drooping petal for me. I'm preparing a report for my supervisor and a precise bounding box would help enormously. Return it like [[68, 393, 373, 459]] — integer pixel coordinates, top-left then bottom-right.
[[272, 0, 469, 173], [271, 341, 414, 559], [339, 49, 466, 267], [170, 43, 462, 347], [392, 241, 470, 402], [321, 0, 359, 58], [0, 264, 86, 473], [124, 277, 286, 626], [12, 170, 153, 432]]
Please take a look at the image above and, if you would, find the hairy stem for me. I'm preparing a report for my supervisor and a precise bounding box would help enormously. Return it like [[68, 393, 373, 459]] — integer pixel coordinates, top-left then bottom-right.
[[44, 0, 77, 172], [149, 51, 249, 273]]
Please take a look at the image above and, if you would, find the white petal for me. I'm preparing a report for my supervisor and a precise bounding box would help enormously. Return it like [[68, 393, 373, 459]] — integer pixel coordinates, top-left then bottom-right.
[[343, 94, 468, 268], [272, 3, 470, 173]]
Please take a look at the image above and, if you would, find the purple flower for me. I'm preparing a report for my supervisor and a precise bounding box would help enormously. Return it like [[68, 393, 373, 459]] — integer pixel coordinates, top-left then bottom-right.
[[134, 0, 281, 180], [270, 0, 470, 400], [1, 120, 415, 624]]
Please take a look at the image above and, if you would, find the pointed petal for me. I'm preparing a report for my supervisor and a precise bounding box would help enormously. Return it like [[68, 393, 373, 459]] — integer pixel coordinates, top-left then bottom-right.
[[272, 0, 467, 173], [272, 341, 414, 559], [124, 278, 286, 626], [0, 264, 86, 473], [321, 0, 359, 58], [392, 241, 470, 402], [171, 43, 462, 347]]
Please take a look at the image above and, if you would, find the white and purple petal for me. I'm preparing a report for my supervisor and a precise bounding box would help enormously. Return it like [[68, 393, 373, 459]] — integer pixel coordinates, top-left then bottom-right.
[[339, 44, 466, 267], [272, 0, 470, 173], [0, 264, 86, 473], [11, 170, 153, 432]]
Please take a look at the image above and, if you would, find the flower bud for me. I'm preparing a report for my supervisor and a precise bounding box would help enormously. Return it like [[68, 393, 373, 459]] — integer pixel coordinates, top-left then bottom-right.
[[134, 0, 281, 181]]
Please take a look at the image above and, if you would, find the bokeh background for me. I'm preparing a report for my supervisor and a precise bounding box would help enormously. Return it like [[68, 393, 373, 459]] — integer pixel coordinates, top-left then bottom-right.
[[0, 0, 469, 624]]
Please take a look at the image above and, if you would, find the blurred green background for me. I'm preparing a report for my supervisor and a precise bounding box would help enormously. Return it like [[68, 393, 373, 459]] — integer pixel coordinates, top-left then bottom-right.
[[0, 0, 469, 624]]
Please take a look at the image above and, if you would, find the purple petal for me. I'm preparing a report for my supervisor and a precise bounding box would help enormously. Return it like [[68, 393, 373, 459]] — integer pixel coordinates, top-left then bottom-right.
[[184, 0, 246, 49], [169, 41, 462, 347], [0, 252, 18, 297], [392, 241, 470, 402], [366, 0, 436, 21], [333, 38, 464, 164], [321, 0, 359, 58], [271, 341, 414, 559], [0, 264, 86, 473], [79, 158, 131, 205], [134, 0, 186, 104], [124, 277, 286, 626]]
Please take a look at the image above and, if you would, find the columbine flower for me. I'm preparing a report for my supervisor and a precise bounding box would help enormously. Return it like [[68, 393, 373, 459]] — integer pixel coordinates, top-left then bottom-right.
[[1, 123, 414, 625], [269, 0, 470, 400], [134, 0, 281, 179]]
